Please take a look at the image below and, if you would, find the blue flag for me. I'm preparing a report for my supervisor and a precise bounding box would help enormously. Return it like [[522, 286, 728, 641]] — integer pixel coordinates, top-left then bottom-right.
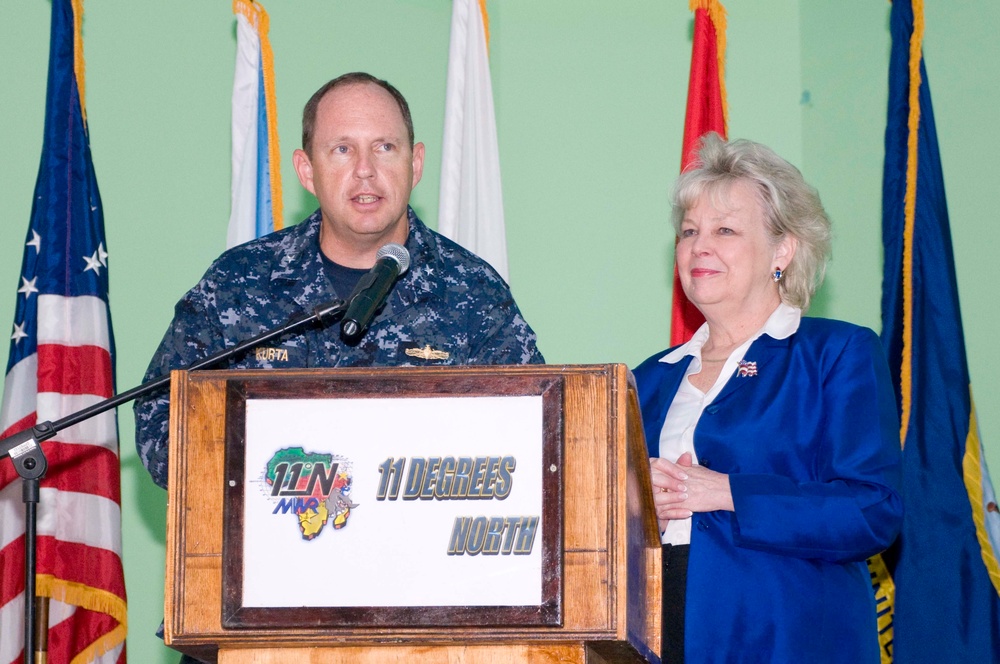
[[880, 1, 1000, 661]]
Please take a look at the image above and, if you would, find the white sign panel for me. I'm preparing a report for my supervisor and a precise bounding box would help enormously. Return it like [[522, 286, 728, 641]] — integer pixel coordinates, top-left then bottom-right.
[[240, 395, 545, 608]]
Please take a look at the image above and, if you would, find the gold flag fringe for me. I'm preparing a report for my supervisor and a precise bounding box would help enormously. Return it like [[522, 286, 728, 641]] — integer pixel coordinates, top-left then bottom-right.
[[71, 0, 87, 124], [36, 574, 127, 662], [899, 0, 923, 448], [478, 0, 491, 52]]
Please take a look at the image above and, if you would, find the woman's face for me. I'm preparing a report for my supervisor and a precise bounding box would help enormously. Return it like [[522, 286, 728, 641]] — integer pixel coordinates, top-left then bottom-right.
[[676, 180, 795, 316]]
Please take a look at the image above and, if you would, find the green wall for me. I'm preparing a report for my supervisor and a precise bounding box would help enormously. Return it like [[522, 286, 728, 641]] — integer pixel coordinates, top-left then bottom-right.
[[1, 1, 997, 661], [801, 2, 1000, 451]]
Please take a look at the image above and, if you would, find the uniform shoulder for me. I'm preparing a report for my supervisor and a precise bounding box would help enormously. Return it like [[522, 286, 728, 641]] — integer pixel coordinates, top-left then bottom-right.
[[416, 218, 510, 289], [207, 214, 318, 275]]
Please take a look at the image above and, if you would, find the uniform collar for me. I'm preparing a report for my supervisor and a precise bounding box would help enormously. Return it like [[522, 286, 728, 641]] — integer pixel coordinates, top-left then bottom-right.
[[268, 206, 442, 312]]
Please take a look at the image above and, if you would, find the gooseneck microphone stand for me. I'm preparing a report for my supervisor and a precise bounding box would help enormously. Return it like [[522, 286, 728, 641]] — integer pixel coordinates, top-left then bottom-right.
[[0, 298, 348, 664]]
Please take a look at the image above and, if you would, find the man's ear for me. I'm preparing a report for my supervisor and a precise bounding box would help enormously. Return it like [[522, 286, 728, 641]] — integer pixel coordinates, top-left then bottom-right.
[[410, 142, 425, 189], [293, 149, 315, 195]]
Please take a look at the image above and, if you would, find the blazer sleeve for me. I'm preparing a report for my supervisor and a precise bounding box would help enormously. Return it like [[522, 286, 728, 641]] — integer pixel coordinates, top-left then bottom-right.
[[727, 327, 903, 562]]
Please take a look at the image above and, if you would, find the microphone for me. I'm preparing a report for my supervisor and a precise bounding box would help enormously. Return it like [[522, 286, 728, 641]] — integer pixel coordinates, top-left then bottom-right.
[[341, 243, 410, 340]]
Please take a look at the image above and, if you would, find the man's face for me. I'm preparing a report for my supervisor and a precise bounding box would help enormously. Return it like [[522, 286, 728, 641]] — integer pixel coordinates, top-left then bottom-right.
[[293, 82, 424, 266]]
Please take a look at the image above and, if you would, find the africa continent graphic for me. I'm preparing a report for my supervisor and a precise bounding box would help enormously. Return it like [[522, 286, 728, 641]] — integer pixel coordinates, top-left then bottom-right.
[[263, 447, 357, 540]]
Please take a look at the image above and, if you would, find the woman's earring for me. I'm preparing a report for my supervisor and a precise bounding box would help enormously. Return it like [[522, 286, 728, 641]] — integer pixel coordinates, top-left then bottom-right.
[[772, 268, 783, 283]]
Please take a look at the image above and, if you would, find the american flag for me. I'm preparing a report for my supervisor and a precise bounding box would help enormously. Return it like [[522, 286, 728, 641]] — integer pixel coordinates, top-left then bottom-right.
[[0, 0, 127, 662]]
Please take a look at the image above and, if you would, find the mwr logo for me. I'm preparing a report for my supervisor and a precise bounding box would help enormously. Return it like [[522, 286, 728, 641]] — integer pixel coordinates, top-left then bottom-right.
[[262, 447, 357, 541]]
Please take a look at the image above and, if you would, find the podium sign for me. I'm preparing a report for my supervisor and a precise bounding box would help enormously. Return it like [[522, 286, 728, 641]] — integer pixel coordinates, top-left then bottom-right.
[[221, 373, 564, 628], [165, 365, 661, 664]]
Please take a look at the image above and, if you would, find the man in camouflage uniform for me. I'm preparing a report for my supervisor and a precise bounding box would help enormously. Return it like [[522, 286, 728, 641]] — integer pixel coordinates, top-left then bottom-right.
[[134, 72, 543, 490]]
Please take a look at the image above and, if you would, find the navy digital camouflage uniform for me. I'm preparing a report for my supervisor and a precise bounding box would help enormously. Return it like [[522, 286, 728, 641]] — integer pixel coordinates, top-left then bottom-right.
[[134, 207, 544, 489]]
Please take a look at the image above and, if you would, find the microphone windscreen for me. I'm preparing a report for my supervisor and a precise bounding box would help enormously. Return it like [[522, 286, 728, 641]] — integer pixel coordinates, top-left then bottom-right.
[[376, 243, 410, 276]]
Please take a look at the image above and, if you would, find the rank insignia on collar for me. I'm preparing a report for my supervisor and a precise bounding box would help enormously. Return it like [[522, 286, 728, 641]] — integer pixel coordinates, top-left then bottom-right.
[[737, 360, 757, 377], [405, 344, 450, 361]]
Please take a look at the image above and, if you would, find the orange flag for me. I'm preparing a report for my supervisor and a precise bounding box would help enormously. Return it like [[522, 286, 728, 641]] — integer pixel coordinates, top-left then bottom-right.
[[670, 0, 728, 346]]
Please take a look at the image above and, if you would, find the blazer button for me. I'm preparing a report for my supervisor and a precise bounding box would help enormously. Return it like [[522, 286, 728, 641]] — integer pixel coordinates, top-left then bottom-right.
[[701, 458, 711, 468]]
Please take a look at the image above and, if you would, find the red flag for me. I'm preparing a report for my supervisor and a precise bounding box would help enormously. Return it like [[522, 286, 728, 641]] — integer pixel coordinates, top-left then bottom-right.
[[0, 0, 127, 661], [670, 0, 729, 346]]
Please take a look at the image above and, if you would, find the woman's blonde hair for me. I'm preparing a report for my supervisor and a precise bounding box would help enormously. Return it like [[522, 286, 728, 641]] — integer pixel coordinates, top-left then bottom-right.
[[671, 133, 832, 310]]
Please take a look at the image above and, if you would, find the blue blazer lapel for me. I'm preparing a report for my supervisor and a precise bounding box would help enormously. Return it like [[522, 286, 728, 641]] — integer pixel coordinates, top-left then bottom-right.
[[710, 334, 789, 406], [638, 356, 692, 458]]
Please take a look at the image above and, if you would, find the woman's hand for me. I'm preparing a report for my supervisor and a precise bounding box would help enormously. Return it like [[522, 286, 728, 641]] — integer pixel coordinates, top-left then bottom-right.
[[650, 453, 734, 529]]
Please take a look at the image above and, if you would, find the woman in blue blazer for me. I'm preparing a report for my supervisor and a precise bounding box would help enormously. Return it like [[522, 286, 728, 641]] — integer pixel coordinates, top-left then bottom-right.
[[634, 134, 902, 664]]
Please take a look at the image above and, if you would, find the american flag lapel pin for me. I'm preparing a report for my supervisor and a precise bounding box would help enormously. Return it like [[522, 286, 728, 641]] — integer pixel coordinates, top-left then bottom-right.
[[737, 360, 757, 377]]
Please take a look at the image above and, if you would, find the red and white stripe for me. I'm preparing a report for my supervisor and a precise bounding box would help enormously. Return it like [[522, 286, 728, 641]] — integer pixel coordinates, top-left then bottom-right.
[[0, 294, 124, 664]]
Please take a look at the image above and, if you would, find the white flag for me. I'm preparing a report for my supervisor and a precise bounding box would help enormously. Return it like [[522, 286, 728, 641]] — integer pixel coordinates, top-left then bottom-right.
[[228, 0, 282, 248], [439, 0, 509, 281]]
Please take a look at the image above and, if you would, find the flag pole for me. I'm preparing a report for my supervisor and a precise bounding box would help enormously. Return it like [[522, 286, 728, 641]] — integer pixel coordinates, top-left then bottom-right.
[[33, 597, 49, 664], [23, 482, 40, 664]]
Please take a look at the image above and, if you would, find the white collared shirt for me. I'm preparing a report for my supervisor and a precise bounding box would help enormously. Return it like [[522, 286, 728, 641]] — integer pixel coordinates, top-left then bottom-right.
[[657, 303, 802, 545]]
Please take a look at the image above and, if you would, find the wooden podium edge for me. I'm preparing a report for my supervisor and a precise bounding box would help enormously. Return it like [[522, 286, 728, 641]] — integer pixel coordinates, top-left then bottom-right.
[[163, 364, 661, 663], [164, 368, 188, 647]]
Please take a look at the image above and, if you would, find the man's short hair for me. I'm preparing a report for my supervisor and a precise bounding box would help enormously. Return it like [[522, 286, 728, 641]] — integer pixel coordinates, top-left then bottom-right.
[[301, 72, 415, 154]]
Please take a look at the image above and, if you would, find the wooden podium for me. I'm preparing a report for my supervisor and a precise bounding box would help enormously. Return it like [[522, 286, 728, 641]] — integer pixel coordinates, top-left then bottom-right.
[[164, 364, 661, 663]]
